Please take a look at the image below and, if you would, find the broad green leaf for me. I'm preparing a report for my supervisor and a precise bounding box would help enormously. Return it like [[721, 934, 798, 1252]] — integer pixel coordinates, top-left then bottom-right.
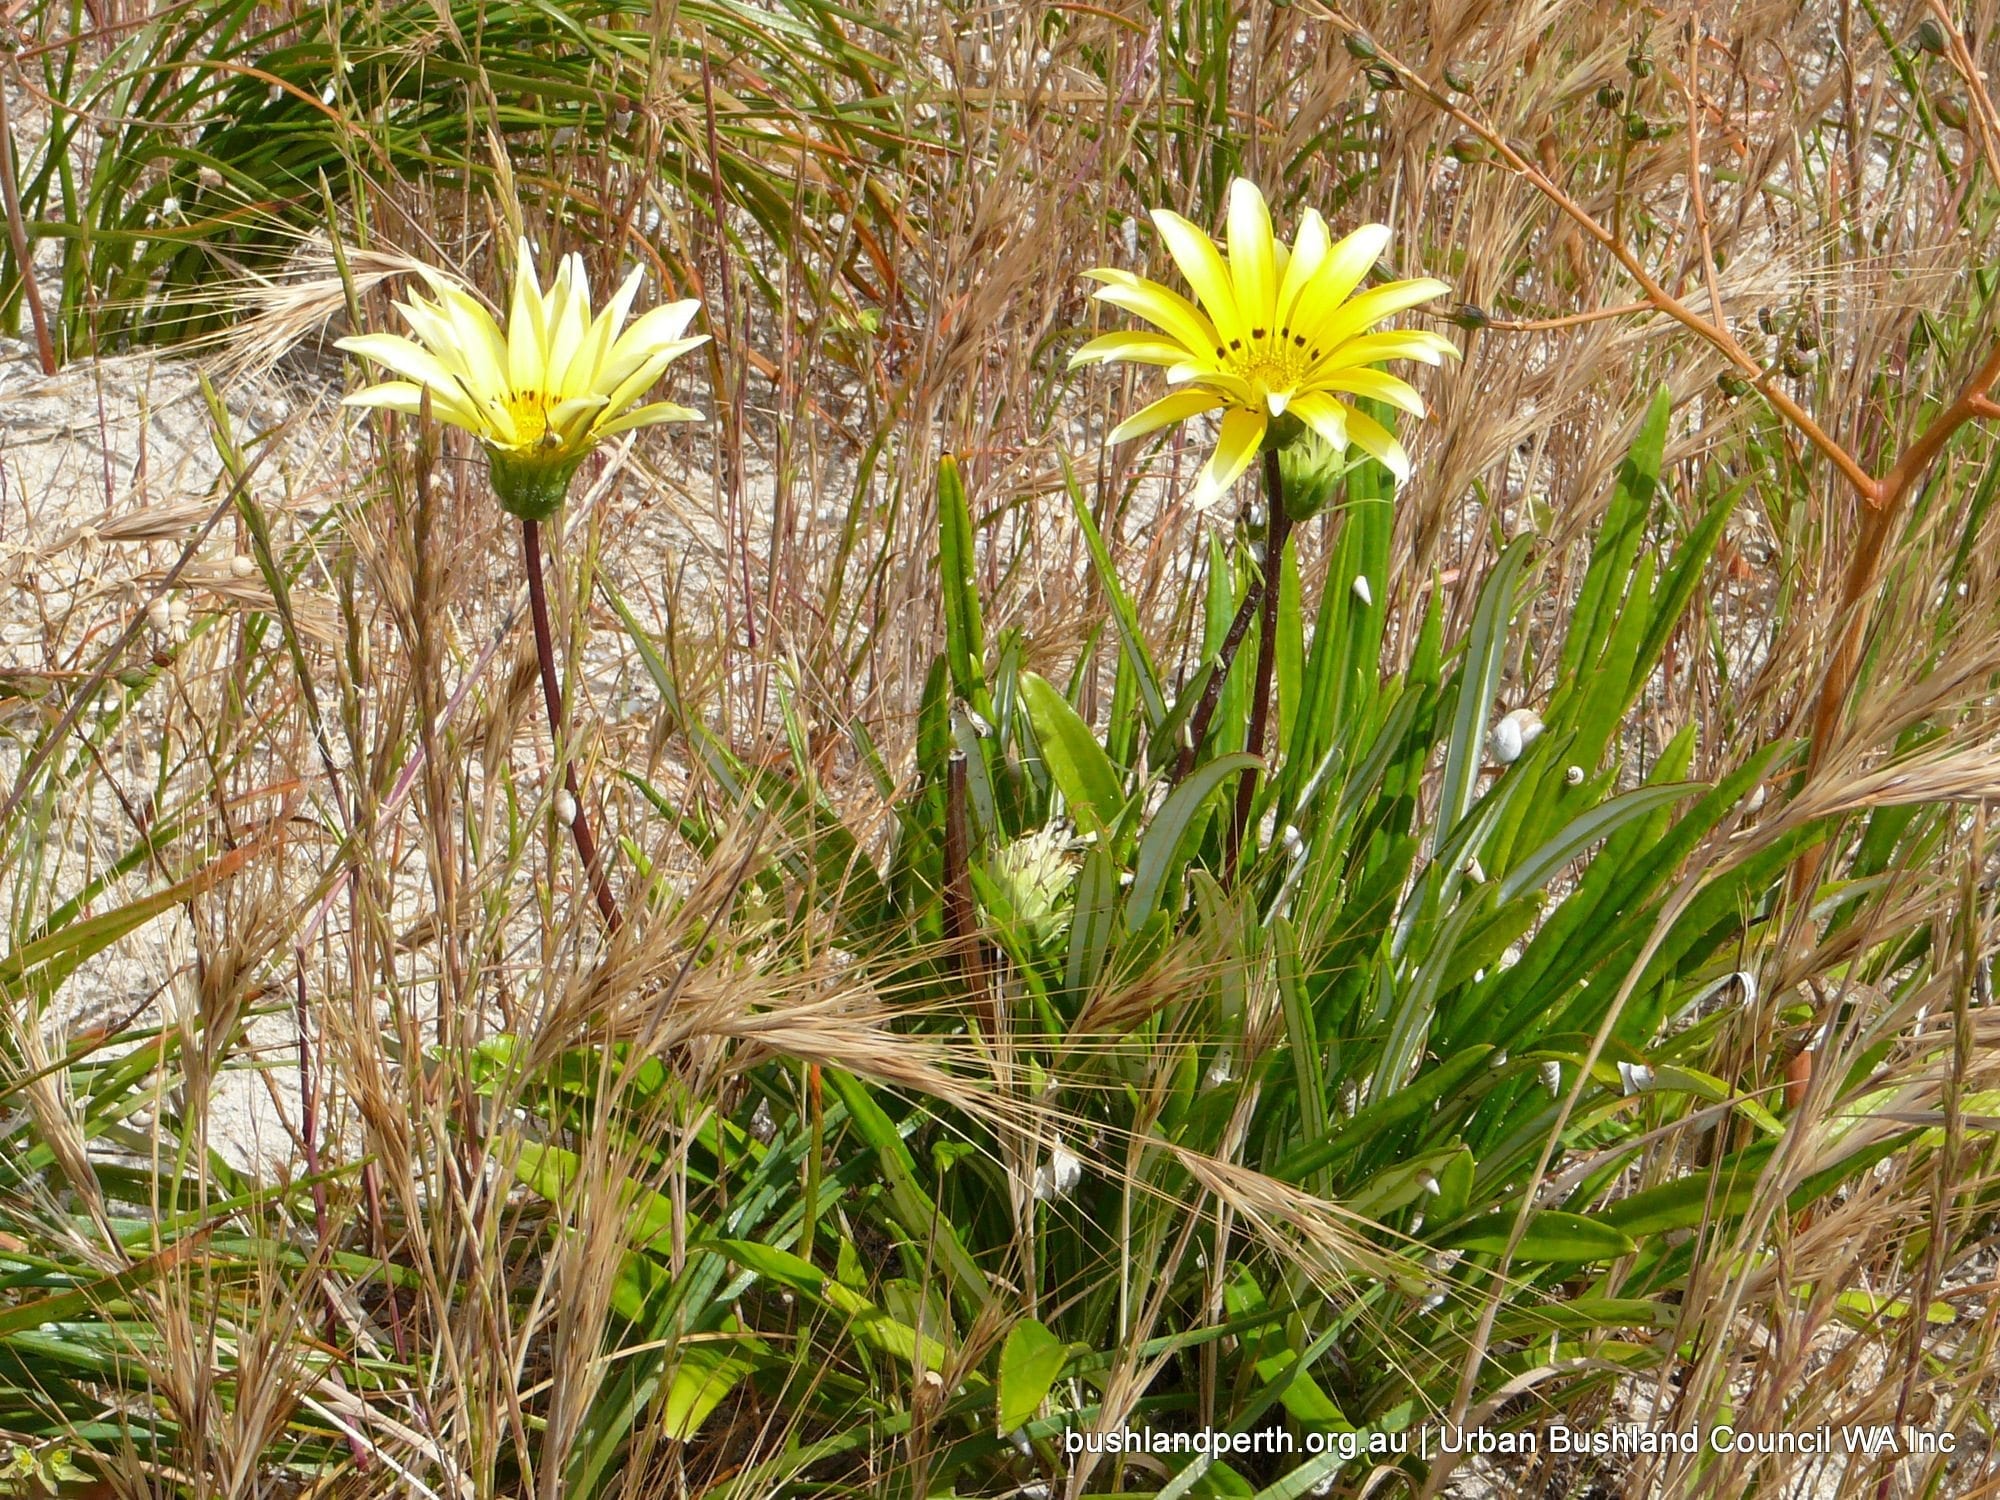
[[996, 1318, 1065, 1432], [662, 1330, 760, 1440], [1019, 671, 1123, 839]]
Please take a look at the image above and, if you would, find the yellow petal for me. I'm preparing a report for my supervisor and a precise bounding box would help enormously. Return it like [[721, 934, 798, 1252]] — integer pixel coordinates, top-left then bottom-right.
[[548, 392, 609, 443], [507, 239, 552, 392], [337, 332, 475, 408], [1190, 407, 1265, 510], [600, 335, 709, 419], [1288, 223, 1392, 334], [1107, 388, 1226, 443], [1150, 208, 1245, 345], [1290, 391, 1349, 451], [1275, 208, 1332, 332], [1318, 367, 1426, 417], [392, 296, 487, 394], [1176, 368, 1257, 407], [1085, 269, 1216, 362], [343, 380, 483, 431], [543, 254, 592, 396], [1342, 403, 1412, 486], [1310, 277, 1452, 356], [600, 301, 704, 394], [427, 284, 511, 401], [1069, 330, 1195, 369], [1224, 179, 1278, 329], [1313, 329, 1459, 372], [568, 265, 646, 396], [594, 399, 704, 437]]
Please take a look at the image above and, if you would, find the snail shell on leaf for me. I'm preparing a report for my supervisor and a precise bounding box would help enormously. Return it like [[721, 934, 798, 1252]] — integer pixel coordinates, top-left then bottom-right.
[[1489, 707, 1545, 765]]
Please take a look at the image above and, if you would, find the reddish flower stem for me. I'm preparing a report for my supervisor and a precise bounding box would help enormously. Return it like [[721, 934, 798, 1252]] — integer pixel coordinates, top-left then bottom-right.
[[521, 518, 622, 932]]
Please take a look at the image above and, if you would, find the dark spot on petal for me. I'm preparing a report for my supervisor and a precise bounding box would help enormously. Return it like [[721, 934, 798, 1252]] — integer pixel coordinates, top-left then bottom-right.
[[1229, 339, 1242, 351], [1294, 334, 1308, 347], [1252, 327, 1266, 339]]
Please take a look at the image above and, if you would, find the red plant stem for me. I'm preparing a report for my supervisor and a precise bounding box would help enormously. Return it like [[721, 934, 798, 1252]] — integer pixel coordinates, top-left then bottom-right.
[[1171, 582, 1262, 786], [521, 518, 622, 932], [1229, 448, 1290, 869], [0, 76, 54, 376]]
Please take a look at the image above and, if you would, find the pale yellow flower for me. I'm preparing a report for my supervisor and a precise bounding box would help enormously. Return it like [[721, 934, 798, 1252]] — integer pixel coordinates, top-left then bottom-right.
[[338, 238, 707, 518], [1073, 179, 1456, 506]]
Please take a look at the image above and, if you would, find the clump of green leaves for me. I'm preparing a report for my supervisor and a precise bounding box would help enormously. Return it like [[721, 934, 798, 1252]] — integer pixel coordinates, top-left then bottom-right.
[[504, 392, 1974, 1495]]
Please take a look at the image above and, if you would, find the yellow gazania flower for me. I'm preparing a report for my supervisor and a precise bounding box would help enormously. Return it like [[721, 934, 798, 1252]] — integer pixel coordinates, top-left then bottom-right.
[[1073, 179, 1457, 508], [337, 238, 707, 519]]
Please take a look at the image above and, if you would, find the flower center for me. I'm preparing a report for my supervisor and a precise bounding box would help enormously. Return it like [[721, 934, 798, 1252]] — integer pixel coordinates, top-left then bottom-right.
[[504, 388, 554, 447], [1216, 324, 1322, 402]]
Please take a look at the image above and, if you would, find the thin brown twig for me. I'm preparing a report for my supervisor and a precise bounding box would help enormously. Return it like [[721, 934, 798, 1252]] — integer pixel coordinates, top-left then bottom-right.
[[1802, 340, 2000, 768], [1317, 4, 1877, 500], [1428, 298, 1652, 333]]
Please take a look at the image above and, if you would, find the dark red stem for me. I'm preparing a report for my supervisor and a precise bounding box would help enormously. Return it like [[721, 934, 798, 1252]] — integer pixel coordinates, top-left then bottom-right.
[[1229, 447, 1290, 869], [522, 518, 622, 931]]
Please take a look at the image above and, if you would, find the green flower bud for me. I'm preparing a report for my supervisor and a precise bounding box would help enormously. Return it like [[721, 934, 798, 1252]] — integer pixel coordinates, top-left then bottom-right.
[[487, 446, 586, 521], [1596, 84, 1624, 110], [1276, 426, 1354, 522], [985, 826, 1078, 948]]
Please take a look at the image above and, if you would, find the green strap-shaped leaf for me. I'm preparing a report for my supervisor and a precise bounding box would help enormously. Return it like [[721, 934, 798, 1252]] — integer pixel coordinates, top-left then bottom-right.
[[1435, 534, 1534, 854], [1497, 782, 1702, 905], [662, 1328, 761, 1441], [1438, 1208, 1637, 1263], [1019, 671, 1124, 840], [938, 455, 994, 720], [1062, 456, 1167, 729], [1125, 753, 1258, 931], [822, 1069, 992, 1315]]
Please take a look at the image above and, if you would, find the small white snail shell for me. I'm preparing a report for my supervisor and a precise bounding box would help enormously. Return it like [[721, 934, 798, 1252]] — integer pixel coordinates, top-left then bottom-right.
[[1565, 765, 1586, 786], [1352, 574, 1374, 606], [1490, 707, 1545, 765], [145, 597, 173, 633], [1617, 1061, 1655, 1096], [553, 788, 578, 825], [230, 553, 257, 579]]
